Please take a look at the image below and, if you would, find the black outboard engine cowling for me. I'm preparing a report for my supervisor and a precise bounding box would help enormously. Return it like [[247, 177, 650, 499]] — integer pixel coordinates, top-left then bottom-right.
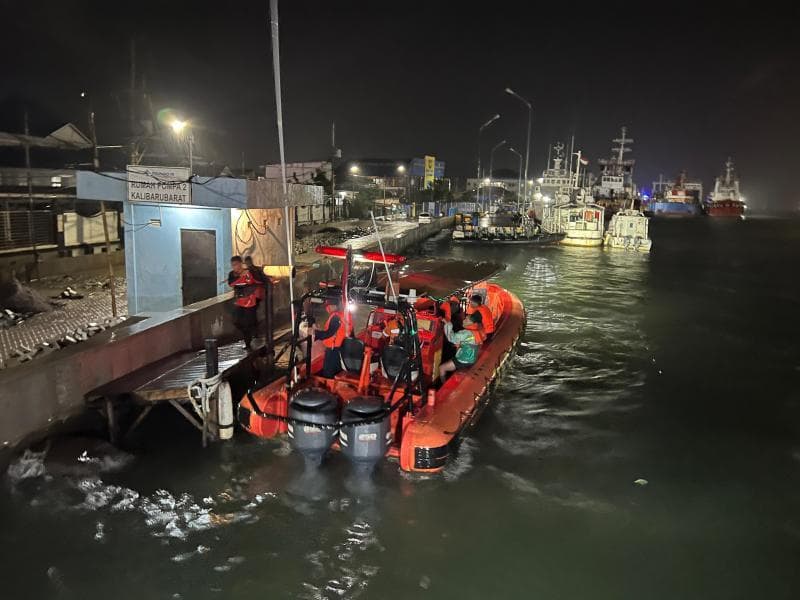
[[340, 396, 391, 472], [288, 388, 339, 465]]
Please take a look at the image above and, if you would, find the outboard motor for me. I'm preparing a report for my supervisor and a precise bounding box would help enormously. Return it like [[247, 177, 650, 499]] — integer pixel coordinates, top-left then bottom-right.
[[339, 396, 391, 472], [288, 388, 339, 466]]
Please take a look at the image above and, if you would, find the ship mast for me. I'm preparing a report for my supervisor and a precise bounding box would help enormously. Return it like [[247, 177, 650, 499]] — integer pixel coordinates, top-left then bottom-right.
[[613, 126, 633, 172]]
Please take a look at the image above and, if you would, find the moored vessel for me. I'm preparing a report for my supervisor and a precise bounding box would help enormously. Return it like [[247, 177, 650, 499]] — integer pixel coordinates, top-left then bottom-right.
[[452, 211, 564, 244], [237, 246, 525, 473], [705, 158, 745, 218], [603, 201, 652, 252], [647, 172, 702, 217], [541, 150, 605, 247]]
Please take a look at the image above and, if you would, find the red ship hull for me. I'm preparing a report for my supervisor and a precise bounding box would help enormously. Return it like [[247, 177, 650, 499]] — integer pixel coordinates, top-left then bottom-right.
[[706, 202, 744, 217]]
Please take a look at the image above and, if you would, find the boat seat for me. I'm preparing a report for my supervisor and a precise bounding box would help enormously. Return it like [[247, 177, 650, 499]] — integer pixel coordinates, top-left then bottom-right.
[[340, 337, 366, 373], [381, 344, 418, 383]]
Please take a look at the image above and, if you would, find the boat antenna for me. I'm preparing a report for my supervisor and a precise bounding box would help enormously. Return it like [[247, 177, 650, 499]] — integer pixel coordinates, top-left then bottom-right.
[[370, 211, 397, 302], [269, 0, 295, 328]]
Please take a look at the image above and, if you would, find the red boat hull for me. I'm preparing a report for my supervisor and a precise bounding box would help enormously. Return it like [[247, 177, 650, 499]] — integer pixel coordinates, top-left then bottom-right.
[[706, 202, 744, 217]]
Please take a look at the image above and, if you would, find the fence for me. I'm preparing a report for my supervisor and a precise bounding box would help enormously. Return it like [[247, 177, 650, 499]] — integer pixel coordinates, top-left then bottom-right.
[[0, 210, 57, 252]]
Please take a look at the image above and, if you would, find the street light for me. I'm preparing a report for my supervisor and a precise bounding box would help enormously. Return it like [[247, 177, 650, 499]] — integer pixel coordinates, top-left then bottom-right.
[[505, 87, 532, 208], [477, 114, 500, 210], [508, 147, 523, 212], [169, 118, 194, 175], [488, 139, 506, 210]]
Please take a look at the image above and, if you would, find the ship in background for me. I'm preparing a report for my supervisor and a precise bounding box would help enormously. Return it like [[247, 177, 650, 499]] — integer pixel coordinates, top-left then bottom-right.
[[645, 172, 702, 217], [705, 158, 746, 218], [593, 127, 637, 218], [532, 142, 573, 219], [541, 149, 605, 247], [604, 198, 652, 252]]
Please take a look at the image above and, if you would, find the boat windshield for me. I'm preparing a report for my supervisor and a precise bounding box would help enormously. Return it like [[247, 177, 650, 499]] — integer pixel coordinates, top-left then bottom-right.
[[378, 259, 505, 299]]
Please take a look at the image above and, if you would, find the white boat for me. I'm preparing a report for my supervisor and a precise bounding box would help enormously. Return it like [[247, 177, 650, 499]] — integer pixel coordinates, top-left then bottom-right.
[[540, 150, 605, 247], [603, 204, 652, 252]]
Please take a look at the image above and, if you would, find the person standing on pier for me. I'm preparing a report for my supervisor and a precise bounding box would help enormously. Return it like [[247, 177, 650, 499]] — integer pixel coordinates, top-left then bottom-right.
[[228, 256, 258, 349], [244, 255, 267, 306]]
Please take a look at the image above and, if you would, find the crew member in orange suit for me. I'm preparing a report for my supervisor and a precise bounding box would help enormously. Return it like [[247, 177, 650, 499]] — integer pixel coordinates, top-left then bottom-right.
[[313, 298, 349, 377], [228, 256, 259, 349], [467, 294, 494, 341]]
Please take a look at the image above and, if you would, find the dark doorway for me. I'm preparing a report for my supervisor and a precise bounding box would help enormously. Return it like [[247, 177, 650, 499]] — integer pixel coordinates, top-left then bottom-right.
[[180, 229, 217, 306]]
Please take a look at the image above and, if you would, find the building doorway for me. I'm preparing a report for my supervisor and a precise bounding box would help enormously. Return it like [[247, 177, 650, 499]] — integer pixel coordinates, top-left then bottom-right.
[[180, 229, 217, 306]]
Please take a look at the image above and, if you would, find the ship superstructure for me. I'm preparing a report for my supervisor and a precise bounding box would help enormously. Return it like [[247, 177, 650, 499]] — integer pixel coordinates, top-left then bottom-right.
[[594, 126, 637, 215], [706, 158, 745, 218]]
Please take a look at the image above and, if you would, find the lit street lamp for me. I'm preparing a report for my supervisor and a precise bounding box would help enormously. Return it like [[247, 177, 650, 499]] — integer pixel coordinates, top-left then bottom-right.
[[505, 87, 532, 208], [476, 114, 500, 210], [170, 118, 194, 175]]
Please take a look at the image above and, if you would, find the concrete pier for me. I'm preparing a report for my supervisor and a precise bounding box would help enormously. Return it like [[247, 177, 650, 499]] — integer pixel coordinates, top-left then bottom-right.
[[0, 217, 453, 455]]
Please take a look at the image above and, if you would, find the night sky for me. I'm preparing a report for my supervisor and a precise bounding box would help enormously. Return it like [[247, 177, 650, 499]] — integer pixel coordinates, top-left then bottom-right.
[[2, 1, 798, 211]]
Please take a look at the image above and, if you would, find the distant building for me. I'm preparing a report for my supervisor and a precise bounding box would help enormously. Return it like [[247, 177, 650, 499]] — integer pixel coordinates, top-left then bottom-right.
[[263, 161, 331, 185], [262, 161, 331, 224]]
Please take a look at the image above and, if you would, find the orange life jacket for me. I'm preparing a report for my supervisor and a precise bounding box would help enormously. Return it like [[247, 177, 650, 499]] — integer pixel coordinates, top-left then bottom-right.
[[476, 304, 494, 334], [440, 301, 452, 322], [230, 271, 258, 308], [321, 310, 348, 349], [465, 322, 485, 344]]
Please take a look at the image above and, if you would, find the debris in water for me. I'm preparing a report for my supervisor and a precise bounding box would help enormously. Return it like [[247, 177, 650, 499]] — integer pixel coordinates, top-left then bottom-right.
[[634, 478, 648, 486], [46, 566, 67, 594], [419, 574, 431, 590], [94, 520, 106, 542]]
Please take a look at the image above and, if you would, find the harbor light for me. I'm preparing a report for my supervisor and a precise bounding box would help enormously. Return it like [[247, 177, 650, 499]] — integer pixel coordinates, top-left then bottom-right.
[[350, 164, 360, 174], [537, 177, 543, 184], [170, 119, 188, 134], [396, 164, 406, 173], [483, 177, 490, 184]]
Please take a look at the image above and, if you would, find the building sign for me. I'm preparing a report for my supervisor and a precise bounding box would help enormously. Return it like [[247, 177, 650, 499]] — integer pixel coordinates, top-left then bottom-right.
[[127, 165, 192, 204], [423, 155, 436, 189]]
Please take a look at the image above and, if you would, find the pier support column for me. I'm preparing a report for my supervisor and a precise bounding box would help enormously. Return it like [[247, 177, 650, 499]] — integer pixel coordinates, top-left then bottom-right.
[[105, 397, 117, 445], [204, 338, 219, 446]]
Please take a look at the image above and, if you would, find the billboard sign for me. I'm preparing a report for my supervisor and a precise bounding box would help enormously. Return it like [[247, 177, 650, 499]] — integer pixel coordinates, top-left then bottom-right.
[[127, 165, 192, 205], [423, 155, 436, 189]]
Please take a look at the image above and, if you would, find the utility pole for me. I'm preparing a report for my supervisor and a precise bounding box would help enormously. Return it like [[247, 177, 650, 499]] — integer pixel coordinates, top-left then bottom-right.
[[330, 121, 337, 221], [23, 110, 39, 278], [81, 99, 117, 317], [129, 38, 137, 163], [477, 114, 500, 212], [88, 105, 118, 317]]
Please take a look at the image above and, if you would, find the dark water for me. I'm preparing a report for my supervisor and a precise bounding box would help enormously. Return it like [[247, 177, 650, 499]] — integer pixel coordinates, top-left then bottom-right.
[[3, 218, 800, 599]]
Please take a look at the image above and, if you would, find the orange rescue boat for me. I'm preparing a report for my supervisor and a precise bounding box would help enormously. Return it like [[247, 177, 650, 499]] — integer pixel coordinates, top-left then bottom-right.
[[237, 246, 525, 473]]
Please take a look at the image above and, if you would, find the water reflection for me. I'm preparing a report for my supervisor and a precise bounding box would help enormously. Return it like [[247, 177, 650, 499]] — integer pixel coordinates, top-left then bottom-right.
[[6, 221, 800, 599]]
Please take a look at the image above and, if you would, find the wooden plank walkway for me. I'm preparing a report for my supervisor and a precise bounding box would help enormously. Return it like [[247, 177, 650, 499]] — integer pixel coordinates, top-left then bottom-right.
[[89, 328, 292, 404]]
